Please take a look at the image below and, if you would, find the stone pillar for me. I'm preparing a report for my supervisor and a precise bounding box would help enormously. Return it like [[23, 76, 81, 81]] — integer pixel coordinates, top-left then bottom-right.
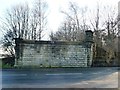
[[85, 30, 93, 47], [85, 30, 94, 67], [14, 38, 23, 67]]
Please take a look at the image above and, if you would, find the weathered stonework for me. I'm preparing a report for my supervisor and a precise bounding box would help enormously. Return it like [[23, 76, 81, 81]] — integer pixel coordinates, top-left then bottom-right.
[[15, 30, 93, 67]]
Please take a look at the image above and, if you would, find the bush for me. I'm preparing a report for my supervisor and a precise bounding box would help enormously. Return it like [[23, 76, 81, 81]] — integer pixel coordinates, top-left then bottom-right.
[[2, 63, 13, 69], [2, 56, 15, 66], [2, 56, 15, 69]]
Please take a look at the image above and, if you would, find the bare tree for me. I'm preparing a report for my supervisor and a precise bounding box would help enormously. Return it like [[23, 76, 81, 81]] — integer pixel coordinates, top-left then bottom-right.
[[89, 3, 102, 61], [50, 2, 89, 41], [30, 0, 48, 40], [90, 3, 118, 65], [1, 3, 30, 56], [102, 6, 118, 63], [1, 0, 48, 56]]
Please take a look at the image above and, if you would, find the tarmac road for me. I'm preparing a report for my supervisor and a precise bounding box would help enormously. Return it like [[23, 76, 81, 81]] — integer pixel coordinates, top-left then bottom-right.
[[1, 67, 118, 88]]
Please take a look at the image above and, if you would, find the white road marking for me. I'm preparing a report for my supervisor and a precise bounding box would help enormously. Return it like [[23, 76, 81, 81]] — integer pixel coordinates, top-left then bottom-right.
[[46, 73, 82, 76], [4, 74, 27, 76]]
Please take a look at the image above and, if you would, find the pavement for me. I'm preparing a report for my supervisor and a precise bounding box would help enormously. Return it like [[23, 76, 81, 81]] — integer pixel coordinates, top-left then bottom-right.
[[1, 67, 119, 88], [67, 72, 118, 88]]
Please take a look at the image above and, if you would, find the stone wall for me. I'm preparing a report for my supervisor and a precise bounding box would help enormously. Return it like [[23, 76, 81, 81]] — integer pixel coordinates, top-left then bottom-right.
[[15, 30, 93, 67]]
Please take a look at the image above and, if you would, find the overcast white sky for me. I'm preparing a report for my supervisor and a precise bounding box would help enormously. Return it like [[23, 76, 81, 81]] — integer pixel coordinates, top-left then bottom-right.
[[0, 0, 119, 40]]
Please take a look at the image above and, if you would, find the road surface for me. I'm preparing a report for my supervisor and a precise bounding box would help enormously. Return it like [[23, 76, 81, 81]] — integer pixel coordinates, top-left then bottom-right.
[[1, 67, 119, 88]]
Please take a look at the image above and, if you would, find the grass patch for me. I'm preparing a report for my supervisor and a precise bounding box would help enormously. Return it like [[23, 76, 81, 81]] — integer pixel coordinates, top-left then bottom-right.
[[2, 64, 14, 69], [0, 59, 2, 69]]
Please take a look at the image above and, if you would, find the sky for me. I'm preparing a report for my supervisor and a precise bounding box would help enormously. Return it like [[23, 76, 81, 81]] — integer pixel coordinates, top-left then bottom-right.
[[0, 0, 119, 40]]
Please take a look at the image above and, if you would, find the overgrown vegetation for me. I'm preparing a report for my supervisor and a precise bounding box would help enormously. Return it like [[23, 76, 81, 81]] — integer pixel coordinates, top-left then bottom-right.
[[2, 56, 15, 68], [50, 2, 119, 66]]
